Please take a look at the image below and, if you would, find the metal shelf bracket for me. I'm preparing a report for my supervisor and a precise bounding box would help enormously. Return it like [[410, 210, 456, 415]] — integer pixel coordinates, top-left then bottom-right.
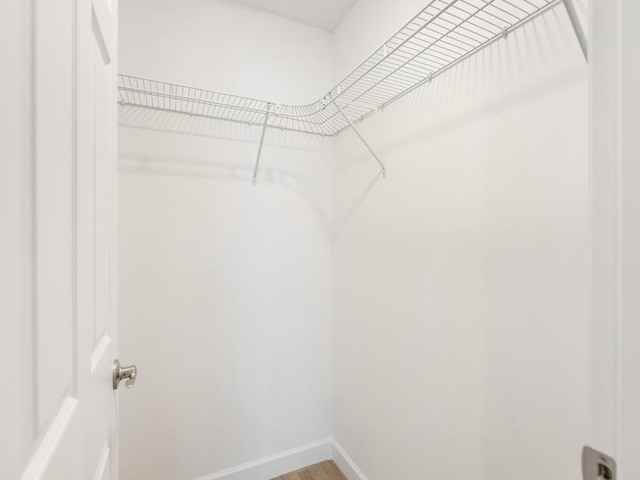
[[562, 0, 588, 61], [328, 93, 386, 178], [252, 103, 273, 185]]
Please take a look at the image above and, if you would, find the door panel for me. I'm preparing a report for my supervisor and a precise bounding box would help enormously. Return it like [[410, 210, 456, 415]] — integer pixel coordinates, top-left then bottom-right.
[[34, 0, 75, 438], [0, 0, 119, 478]]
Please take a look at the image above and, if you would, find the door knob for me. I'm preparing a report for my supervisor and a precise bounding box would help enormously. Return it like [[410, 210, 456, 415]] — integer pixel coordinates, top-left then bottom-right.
[[113, 359, 137, 390]]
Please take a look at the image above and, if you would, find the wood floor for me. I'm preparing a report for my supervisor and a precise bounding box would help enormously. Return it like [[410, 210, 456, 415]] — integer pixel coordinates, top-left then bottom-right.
[[272, 460, 347, 480]]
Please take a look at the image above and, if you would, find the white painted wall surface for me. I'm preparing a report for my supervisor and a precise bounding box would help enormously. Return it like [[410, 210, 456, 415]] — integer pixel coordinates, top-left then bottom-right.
[[119, 0, 333, 104], [118, 2, 333, 479], [332, 2, 589, 479]]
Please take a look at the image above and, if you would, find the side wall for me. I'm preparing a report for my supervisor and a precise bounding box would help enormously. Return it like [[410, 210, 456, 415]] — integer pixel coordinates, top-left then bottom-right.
[[119, 0, 333, 104], [118, 2, 333, 479], [331, 2, 589, 479]]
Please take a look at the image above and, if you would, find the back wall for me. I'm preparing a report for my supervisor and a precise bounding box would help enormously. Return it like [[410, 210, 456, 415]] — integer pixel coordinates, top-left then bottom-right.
[[118, 1, 333, 478]]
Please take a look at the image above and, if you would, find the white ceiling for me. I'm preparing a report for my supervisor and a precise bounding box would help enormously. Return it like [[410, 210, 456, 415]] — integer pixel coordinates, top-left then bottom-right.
[[229, 0, 357, 32]]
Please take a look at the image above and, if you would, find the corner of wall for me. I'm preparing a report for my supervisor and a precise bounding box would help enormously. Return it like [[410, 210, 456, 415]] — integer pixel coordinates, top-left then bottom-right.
[[331, 438, 369, 480]]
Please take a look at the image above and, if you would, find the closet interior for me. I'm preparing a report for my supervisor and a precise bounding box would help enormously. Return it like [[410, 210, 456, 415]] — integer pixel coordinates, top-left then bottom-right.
[[117, 0, 590, 479]]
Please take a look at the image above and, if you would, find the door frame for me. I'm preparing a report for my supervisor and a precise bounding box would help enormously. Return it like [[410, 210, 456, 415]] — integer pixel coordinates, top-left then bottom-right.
[[589, 0, 640, 477]]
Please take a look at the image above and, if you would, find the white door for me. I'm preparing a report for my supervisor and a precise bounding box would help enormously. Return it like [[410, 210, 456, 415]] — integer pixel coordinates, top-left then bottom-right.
[[0, 0, 122, 479]]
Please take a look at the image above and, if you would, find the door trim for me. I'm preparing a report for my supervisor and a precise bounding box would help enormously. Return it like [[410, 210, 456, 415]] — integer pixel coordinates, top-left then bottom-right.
[[589, 0, 640, 477]]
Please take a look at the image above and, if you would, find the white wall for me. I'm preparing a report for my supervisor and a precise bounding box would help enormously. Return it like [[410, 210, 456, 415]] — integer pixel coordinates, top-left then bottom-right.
[[119, 0, 333, 104], [331, 2, 589, 480], [118, 2, 333, 479]]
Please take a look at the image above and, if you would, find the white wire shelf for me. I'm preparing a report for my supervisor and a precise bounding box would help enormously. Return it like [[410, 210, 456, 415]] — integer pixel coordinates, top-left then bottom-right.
[[119, 0, 565, 137], [119, 0, 586, 183]]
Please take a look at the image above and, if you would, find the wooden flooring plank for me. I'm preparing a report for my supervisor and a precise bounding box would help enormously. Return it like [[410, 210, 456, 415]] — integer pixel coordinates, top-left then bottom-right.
[[303, 464, 330, 480], [321, 461, 347, 480], [273, 460, 346, 480]]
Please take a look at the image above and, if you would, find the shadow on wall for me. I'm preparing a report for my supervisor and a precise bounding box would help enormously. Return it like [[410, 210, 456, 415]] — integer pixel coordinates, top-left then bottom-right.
[[332, 3, 587, 236], [118, 102, 334, 479], [118, 105, 333, 237]]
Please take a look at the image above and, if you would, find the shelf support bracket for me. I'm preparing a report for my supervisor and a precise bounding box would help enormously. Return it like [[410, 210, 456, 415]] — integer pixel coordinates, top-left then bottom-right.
[[252, 103, 273, 185], [562, 0, 588, 61], [328, 93, 386, 178]]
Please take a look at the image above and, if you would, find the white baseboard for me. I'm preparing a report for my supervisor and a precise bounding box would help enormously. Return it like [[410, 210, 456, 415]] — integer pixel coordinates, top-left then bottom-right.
[[192, 437, 368, 480], [193, 438, 332, 480], [330, 439, 369, 480]]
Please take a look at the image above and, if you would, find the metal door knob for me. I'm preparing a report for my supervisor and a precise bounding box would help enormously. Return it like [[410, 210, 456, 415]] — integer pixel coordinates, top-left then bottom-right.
[[113, 359, 137, 390]]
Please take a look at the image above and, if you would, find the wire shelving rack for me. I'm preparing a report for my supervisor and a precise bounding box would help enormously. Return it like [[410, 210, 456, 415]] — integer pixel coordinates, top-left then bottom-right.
[[118, 0, 586, 183]]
